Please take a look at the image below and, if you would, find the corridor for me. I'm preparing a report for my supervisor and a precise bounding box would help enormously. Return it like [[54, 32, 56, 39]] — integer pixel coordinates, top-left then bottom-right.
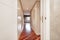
[[17, 0, 41, 40]]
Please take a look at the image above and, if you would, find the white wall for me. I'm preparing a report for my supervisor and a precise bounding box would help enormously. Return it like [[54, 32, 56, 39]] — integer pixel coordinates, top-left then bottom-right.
[[50, 0, 60, 40], [0, 0, 17, 40], [31, 2, 40, 35]]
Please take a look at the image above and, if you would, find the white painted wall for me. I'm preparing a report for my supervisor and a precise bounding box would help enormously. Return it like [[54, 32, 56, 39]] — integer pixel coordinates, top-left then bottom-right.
[[0, 0, 17, 40], [50, 0, 60, 40], [31, 2, 40, 35]]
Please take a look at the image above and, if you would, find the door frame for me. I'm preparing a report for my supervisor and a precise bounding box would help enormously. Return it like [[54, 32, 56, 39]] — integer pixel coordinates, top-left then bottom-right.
[[40, 0, 50, 40]]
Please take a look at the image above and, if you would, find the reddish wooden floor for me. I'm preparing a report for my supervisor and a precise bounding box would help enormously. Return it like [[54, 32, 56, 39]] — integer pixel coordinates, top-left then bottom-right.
[[18, 27, 40, 40]]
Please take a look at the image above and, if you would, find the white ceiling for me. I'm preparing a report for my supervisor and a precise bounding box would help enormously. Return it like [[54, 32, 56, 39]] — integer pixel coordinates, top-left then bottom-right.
[[18, 0, 40, 15], [21, 0, 37, 11]]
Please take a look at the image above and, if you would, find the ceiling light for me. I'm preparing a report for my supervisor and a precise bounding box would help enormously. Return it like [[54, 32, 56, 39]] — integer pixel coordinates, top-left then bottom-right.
[[27, 8, 29, 10]]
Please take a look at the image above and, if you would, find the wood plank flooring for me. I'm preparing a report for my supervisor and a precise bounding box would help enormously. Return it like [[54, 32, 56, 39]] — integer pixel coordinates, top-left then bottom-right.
[[18, 27, 40, 40]]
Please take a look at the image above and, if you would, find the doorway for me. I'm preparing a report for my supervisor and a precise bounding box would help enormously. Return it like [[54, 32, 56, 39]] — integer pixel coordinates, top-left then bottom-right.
[[17, 0, 41, 40]]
